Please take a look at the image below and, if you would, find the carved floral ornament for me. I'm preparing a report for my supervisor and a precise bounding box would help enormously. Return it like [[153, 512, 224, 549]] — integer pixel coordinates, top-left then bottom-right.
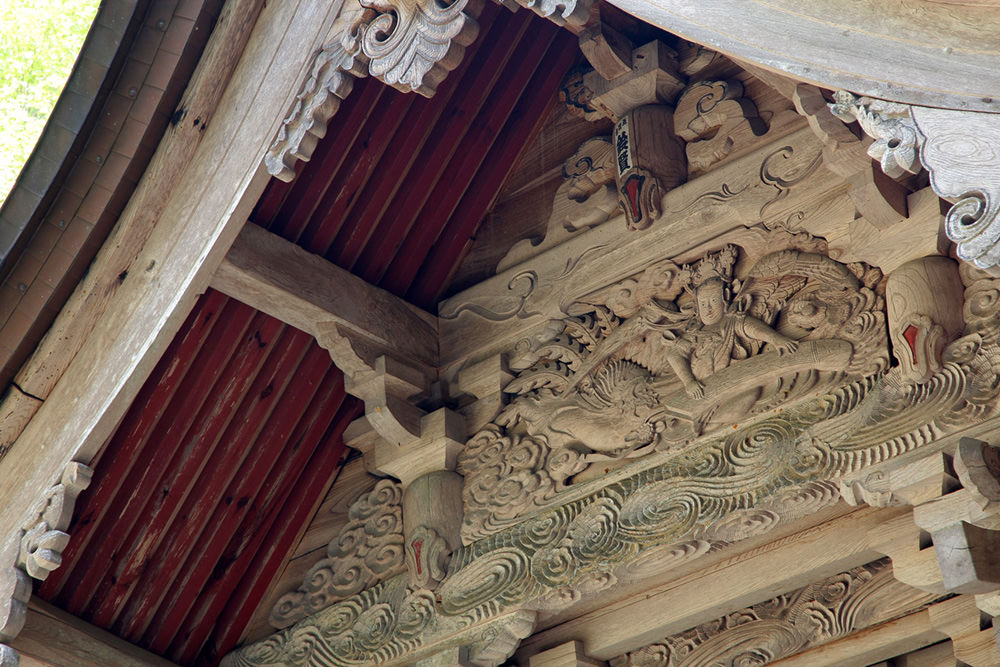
[[1, 462, 93, 664], [228, 226, 1000, 665], [830, 91, 1000, 275]]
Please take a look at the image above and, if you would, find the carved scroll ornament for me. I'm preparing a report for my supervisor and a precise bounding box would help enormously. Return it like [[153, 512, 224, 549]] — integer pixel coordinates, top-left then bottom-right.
[[2, 461, 93, 663], [611, 559, 941, 667], [265, 0, 478, 181], [830, 91, 1000, 275], [269, 479, 406, 629]]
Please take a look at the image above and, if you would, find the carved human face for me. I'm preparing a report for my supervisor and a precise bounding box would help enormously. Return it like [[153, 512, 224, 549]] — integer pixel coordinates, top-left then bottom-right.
[[696, 279, 726, 325]]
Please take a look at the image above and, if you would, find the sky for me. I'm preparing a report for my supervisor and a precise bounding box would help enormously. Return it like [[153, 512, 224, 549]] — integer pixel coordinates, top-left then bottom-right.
[[0, 0, 100, 207]]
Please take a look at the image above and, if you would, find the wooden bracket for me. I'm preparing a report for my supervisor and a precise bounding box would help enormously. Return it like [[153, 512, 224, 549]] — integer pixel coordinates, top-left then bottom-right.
[[578, 18, 633, 81], [794, 84, 909, 227], [581, 41, 684, 122], [850, 438, 1000, 662]]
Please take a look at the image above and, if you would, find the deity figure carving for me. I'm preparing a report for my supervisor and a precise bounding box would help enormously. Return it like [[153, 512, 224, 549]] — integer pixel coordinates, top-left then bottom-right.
[[662, 246, 798, 408], [499, 241, 888, 459]]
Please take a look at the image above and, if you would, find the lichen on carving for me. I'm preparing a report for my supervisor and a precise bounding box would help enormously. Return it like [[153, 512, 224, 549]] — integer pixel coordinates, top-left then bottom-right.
[[269, 479, 406, 629]]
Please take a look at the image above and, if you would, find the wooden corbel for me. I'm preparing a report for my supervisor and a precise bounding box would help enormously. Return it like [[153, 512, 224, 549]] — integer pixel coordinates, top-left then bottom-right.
[[842, 439, 1000, 663], [793, 84, 909, 227], [563, 39, 687, 231]]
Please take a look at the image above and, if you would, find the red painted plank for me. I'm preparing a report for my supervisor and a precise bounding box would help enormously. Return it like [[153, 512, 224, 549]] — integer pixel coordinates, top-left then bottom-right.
[[353, 2, 527, 286], [112, 325, 313, 641], [380, 25, 559, 298], [86, 312, 287, 629], [39, 289, 229, 601], [58, 298, 258, 617], [409, 30, 579, 306], [192, 400, 361, 666], [304, 88, 416, 261], [269, 80, 388, 242], [163, 374, 354, 661]]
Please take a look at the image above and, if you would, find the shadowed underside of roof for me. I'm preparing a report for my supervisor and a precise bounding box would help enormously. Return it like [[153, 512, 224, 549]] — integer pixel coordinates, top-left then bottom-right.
[[37, 7, 576, 666]]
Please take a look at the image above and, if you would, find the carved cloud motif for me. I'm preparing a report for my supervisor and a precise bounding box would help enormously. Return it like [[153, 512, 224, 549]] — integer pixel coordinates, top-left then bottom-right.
[[269, 479, 406, 629]]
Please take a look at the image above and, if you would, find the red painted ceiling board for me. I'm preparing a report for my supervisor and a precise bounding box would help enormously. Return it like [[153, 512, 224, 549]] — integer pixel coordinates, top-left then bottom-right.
[[380, 25, 560, 299], [87, 312, 288, 630], [326, 92, 420, 269], [251, 78, 386, 242], [278, 88, 388, 237], [113, 325, 312, 641], [354, 2, 529, 285], [38, 289, 230, 602], [194, 396, 362, 666], [57, 298, 259, 616], [146, 342, 343, 655], [409, 31, 579, 306], [168, 378, 354, 664]]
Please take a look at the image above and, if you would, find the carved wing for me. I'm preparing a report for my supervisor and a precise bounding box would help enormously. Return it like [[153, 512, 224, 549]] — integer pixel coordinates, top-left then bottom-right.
[[736, 251, 857, 324]]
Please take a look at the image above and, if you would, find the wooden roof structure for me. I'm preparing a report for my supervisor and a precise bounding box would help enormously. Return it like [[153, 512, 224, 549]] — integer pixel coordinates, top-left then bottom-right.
[[2, 1, 1000, 666]]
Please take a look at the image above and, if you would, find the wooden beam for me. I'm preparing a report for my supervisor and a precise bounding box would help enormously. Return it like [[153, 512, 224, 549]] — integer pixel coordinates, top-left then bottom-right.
[[211, 222, 438, 369], [516, 505, 908, 661], [605, 0, 1000, 112], [769, 607, 946, 667], [11, 598, 178, 667]]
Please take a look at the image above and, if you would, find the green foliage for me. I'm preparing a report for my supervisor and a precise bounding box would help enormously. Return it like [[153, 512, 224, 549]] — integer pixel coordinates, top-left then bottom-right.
[[0, 0, 100, 206]]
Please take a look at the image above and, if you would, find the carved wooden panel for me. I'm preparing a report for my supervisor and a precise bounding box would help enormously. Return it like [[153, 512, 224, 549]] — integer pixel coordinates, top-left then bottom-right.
[[610, 559, 942, 667]]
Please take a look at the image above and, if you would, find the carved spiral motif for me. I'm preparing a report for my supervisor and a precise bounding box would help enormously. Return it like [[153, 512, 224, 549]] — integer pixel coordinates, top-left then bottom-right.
[[618, 480, 703, 540], [964, 277, 1000, 329], [531, 545, 578, 586], [518, 511, 571, 549], [945, 192, 1000, 269], [567, 496, 622, 561], [438, 548, 533, 615], [269, 480, 405, 629], [458, 426, 585, 542]]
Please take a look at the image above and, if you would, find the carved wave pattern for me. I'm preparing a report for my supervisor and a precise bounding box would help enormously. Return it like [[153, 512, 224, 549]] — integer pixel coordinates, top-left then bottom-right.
[[610, 559, 941, 667], [227, 577, 437, 667]]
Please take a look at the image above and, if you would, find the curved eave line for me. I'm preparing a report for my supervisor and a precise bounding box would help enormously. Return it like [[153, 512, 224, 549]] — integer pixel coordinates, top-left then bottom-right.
[[0, 0, 142, 272]]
